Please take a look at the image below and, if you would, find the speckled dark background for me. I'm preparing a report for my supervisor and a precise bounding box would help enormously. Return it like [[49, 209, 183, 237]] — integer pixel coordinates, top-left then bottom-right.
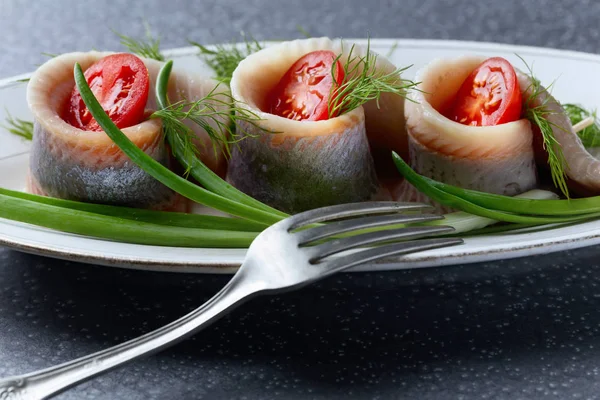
[[1, 0, 600, 399]]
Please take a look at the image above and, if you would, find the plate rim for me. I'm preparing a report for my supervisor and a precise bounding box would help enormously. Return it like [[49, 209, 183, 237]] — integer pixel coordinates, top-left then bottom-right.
[[2, 38, 600, 274], [3, 37, 600, 84], [3, 215, 600, 274]]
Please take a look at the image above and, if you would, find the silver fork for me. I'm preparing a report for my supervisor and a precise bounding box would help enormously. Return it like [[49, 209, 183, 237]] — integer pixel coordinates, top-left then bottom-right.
[[0, 201, 463, 400]]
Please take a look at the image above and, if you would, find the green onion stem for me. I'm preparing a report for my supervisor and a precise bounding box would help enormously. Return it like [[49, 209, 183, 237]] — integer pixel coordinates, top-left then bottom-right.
[[392, 152, 600, 225], [454, 222, 538, 237], [0, 187, 265, 232], [423, 180, 600, 217], [74, 63, 281, 226], [0, 193, 257, 247], [154, 60, 287, 218]]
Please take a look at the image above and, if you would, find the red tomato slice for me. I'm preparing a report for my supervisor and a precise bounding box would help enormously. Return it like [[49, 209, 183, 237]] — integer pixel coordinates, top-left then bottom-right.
[[63, 53, 150, 131], [444, 57, 522, 126], [268, 50, 345, 121]]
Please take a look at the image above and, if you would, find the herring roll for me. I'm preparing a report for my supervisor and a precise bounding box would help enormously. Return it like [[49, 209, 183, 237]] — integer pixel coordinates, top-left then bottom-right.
[[227, 37, 405, 213], [26, 51, 228, 210], [396, 56, 538, 208]]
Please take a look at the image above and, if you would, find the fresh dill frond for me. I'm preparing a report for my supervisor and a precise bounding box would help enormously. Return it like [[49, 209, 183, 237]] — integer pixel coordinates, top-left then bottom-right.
[[386, 41, 399, 58], [150, 87, 265, 172], [327, 39, 418, 118], [296, 25, 312, 38], [113, 22, 164, 61], [33, 51, 59, 68], [2, 111, 33, 141], [517, 54, 570, 198], [152, 97, 229, 163], [563, 103, 600, 148], [189, 33, 263, 85], [527, 107, 570, 197]]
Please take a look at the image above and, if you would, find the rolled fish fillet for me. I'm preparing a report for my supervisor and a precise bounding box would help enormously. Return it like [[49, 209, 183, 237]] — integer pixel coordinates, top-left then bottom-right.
[[228, 37, 406, 213], [26, 51, 229, 211], [395, 56, 538, 210]]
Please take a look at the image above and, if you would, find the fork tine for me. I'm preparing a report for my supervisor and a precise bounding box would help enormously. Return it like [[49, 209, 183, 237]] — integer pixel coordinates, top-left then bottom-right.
[[308, 225, 455, 262], [285, 202, 433, 231], [296, 213, 443, 245], [322, 237, 464, 273]]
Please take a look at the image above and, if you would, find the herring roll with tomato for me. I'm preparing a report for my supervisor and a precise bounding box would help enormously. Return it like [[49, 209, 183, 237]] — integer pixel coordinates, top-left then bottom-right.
[[228, 37, 407, 213], [396, 56, 538, 207], [26, 52, 228, 211]]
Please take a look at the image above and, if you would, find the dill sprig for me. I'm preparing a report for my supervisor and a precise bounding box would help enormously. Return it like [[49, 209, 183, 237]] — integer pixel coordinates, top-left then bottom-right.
[[296, 25, 312, 38], [327, 40, 418, 118], [386, 41, 399, 58], [113, 22, 164, 61], [564, 103, 600, 148], [150, 85, 265, 171], [189, 33, 263, 85], [31, 51, 59, 69], [518, 55, 570, 198], [151, 91, 230, 162], [2, 111, 33, 141]]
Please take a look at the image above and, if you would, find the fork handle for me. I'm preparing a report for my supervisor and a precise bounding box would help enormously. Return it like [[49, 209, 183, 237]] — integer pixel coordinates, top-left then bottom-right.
[[0, 269, 258, 400]]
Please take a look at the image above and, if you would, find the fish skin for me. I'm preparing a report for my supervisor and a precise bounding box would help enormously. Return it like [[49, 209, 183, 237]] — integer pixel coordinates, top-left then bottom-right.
[[29, 118, 179, 209], [228, 111, 378, 214], [227, 37, 401, 213], [396, 56, 538, 211], [407, 138, 538, 196], [26, 51, 227, 210]]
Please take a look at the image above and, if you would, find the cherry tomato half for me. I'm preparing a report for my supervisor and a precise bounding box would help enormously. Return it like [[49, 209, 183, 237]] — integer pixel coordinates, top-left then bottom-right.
[[444, 57, 522, 126], [267, 50, 345, 121], [63, 53, 150, 131]]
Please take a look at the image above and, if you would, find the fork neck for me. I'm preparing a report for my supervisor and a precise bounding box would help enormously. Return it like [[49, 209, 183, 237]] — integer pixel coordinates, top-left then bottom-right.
[[0, 265, 262, 400]]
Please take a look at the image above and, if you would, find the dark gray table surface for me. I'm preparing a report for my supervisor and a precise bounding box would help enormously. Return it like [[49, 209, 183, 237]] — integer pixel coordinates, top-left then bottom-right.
[[2, 0, 600, 399]]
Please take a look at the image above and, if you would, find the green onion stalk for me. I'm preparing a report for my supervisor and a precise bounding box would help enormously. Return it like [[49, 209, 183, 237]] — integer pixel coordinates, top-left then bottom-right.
[[0, 192, 257, 248], [153, 60, 287, 218], [392, 152, 600, 225]]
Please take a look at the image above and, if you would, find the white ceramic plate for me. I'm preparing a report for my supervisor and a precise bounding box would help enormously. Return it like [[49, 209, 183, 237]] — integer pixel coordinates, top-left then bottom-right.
[[1, 39, 600, 274]]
